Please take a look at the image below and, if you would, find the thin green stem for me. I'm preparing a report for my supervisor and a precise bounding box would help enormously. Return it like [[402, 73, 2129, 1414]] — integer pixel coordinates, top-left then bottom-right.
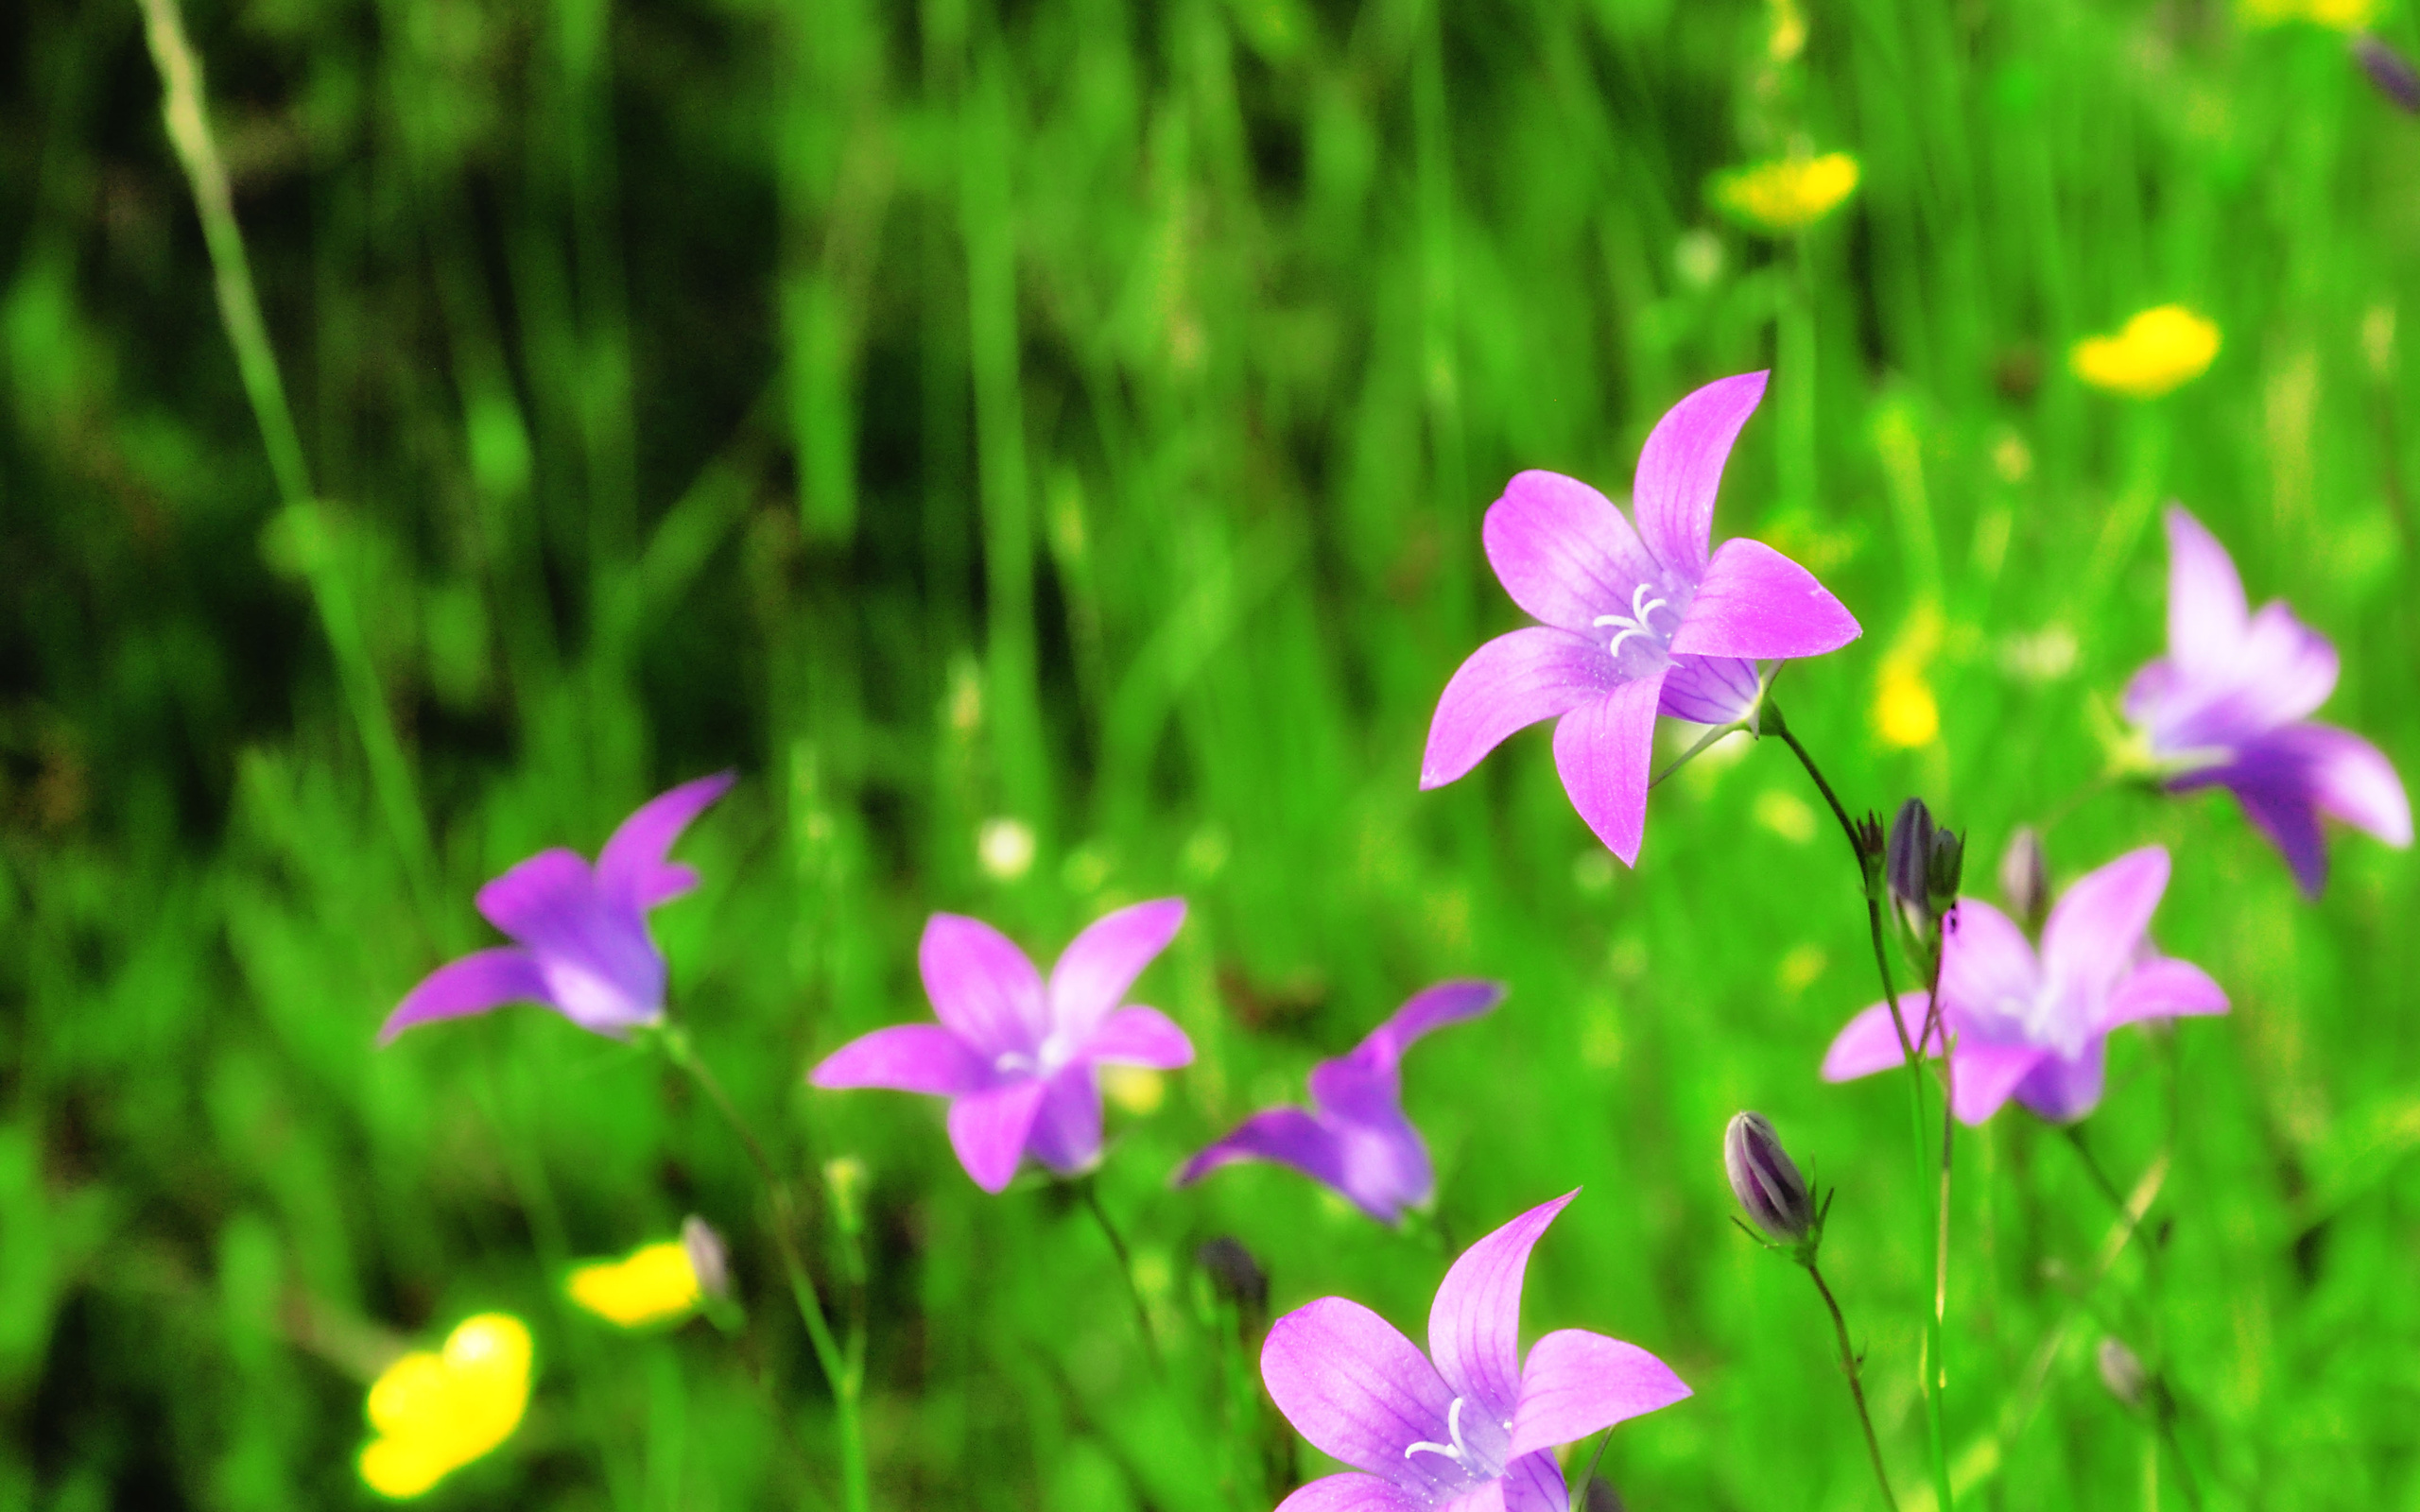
[[1806, 1260, 1901, 1512], [1565, 1424, 1616, 1512], [1078, 1177, 1164, 1373], [659, 1028, 871, 1512]]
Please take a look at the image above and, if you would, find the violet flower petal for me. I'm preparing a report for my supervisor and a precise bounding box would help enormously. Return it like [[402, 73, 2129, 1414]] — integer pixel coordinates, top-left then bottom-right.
[[1177, 1108, 1355, 1203], [1947, 1039, 2048, 1125], [1656, 655, 1765, 725], [919, 913, 1049, 1058], [2293, 723, 2414, 843], [1421, 629, 1612, 791], [474, 847, 665, 1026], [1488, 1452, 1570, 1512], [1427, 1191, 1577, 1422], [1820, 993, 1941, 1082], [2040, 847, 2169, 1006], [946, 1078, 1051, 1193], [1631, 370, 1768, 579], [1274, 1475, 1424, 1512], [2162, 506, 2251, 666], [1023, 1064, 1103, 1176], [1507, 1328, 1692, 1458], [1939, 901, 2041, 1015], [1551, 676, 1666, 863], [1083, 1005, 1195, 1068], [475, 847, 597, 940], [809, 1025, 992, 1096], [379, 948, 553, 1044], [1262, 1296, 1457, 1480], [2206, 724, 2412, 896], [1048, 898, 1186, 1040], [1481, 472, 1659, 632], [1366, 980, 1508, 1062], [1665, 538, 1860, 661], [2102, 958, 2228, 1030], [596, 770, 737, 911], [2012, 1040, 2107, 1124]]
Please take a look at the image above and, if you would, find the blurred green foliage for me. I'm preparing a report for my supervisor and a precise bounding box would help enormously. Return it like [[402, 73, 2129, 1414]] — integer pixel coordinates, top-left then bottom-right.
[[4, 0, 2419, 1505]]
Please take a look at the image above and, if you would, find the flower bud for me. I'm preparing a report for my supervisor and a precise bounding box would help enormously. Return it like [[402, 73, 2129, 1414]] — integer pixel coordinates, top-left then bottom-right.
[[681, 1215, 731, 1303], [1195, 1235, 1269, 1316], [1887, 798, 1964, 927], [1582, 1477, 1626, 1512], [2357, 34, 2420, 114], [1998, 825, 2049, 936], [1724, 1111, 1815, 1246], [2096, 1336, 2148, 1411]]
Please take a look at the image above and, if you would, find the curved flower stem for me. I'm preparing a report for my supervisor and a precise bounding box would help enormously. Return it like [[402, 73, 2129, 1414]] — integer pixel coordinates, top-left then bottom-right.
[[1806, 1259, 1900, 1512], [1765, 701, 1953, 1512], [1076, 1176, 1165, 1373], [656, 1027, 871, 1512]]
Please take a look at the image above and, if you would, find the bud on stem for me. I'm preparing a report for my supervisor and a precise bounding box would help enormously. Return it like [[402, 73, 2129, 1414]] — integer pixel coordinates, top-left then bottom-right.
[[1725, 1111, 1822, 1256]]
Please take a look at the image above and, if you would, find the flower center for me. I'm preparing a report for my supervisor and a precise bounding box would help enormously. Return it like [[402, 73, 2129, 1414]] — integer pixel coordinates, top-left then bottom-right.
[[1592, 582, 1678, 661], [993, 1033, 1073, 1081], [1402, 1396, 1501, 1482]]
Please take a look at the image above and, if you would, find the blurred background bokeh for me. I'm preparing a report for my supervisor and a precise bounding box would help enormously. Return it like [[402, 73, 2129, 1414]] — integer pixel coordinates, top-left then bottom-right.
[[5, 0, 2419, 1504]]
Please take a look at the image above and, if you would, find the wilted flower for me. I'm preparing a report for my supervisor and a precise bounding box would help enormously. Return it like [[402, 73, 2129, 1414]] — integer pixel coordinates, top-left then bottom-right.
[[568, 1238, 702, 1327], [2070, 306, 2220, 399], [1712, 152, 1861, 233], [1259, 1193, 1690, 1512], [1421, 373, 1861, 864], [1724, 1112, 1816, 1248], [2125, 507, 2410, 894], [809, 902, 1193, 1192], [358, 1314, 531, 1498], [1177, 981, 1504, 1224], [1823, 847, 2227, 1124], [1998, 826, 2049, 936], [380, 773, 735, 1043]]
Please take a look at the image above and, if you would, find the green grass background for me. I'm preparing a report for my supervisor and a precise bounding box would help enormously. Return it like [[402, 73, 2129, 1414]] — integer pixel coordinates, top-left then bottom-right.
[[5, 0, 2419, 1505]]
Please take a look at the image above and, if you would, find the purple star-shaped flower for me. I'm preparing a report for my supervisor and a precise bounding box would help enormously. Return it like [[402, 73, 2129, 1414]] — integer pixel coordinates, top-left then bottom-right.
[[809, 901, 1194, 1193], [1420, 371, 1862, 864], [379, 772, 736, 1044], [1175, 980, 1503, 1225], [2124, 506, 2410, 896], [1822, 846, 2227, 1124], [1260, 1191, 1689, 1512]]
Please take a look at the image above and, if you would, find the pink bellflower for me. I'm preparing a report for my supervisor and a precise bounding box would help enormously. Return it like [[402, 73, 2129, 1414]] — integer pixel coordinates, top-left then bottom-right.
[[1175, 980, 1503, 1224], [1420, 371, 1862, 864], [380, 772, 736, 1044], [809, 901, 1193, 1193], [1259, 1191, 1689, 1512], [1822, 847, 2227, 1124], [2125, 506, 2410, 896]]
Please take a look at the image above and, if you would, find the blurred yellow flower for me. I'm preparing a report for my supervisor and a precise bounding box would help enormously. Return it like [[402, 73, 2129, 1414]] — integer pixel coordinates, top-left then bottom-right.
[[567, 1241, 700, 1327], [358, 1314, 531, 1499], [1712, 152, 1860, 233], [2240, 0, 2376, 29], [1102, 1064, 1166, 1115], [1875, 664, 1941, 748], [2070, 305, 2221, 399]]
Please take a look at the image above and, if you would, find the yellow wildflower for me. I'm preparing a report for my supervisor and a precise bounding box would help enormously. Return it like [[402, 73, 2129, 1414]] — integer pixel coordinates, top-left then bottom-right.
[[567, 1241, 700, 1328], [2070, 305, 2221, 399], [1712, 152, 1860, 233], [1102, 1064, 1166, 1115], [1874, 663, 1941, 747], [2240, 0, 2376, 29], [358, 1314, 532, 1499]]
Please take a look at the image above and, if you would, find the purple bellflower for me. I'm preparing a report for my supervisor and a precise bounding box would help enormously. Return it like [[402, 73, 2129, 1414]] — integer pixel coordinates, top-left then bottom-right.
[[809, 901, 1194, 1193], [1174, 980, 1504, 1224], [1420, 371, 1862, 864], [2124, 506, 2410, 896], [380, 772, 737, 1044], [1259, 1191, 1689, 1512], [1822, 847, 2227, 1124]]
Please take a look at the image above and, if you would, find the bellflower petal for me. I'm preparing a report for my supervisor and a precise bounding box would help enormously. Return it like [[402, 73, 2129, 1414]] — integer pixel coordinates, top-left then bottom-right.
[[2162, 506, 2250, 666], [919, 913, 1050, 1057], [1939, 902, 2042, 1019], [809, 1025, 992, 1096], [1552, 677, 1666, 864], [1275, 1475, 1424, 1512], [1488, 1453, 1569, 1512], [1507, 1330, 1692, 1458], [1948, 1040, 2048, 1125], [1048, 899, 1187, 1040], [946, 1079, 1052, 1194], [1421, 629, 1611, 791], [1632, 370, 1768, 578], [1656, 655, 1766, 725], [1178, 1108, 1355, 1202], [2296, 724, 2415, 843], [1428, 1192, 1576, 1420], [380, 949, 554, 1044], [1083, 1005, 1195, 1068], [1367, 980, 1508, 1061], [2103, 958, 2229, 1030], [596, 770, 738, 910], [1481, 472, 1658, 632], [1024, 1064, 1104, 1176], [2202, 725, 2413, 895], [1820, 993, 1940, 1081], [2040, 847, 2169, 1005], [2013, 1041, 2106, 1125], [1666, 538, 1861, 661], [1262, 1297, 1457, 1477]]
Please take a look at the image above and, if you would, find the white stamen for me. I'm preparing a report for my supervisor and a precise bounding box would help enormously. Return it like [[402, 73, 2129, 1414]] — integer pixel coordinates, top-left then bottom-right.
[[1591, 584, 1674, 660], [994, 1052, 1038, 1076], [1403, 1397, 1474, 1470]]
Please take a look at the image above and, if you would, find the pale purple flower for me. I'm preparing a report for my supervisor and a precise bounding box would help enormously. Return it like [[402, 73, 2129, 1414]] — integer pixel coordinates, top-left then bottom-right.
[[1420, 372, 1861, 864], [809, 901, 1193, 1193], [2124, 506, 2410, 896], [1821, 847, 2227, 1124], [1175, 981, 1504, 1224], [380, 772, 736, 1044], [1259, 1191, 1689, 1512]]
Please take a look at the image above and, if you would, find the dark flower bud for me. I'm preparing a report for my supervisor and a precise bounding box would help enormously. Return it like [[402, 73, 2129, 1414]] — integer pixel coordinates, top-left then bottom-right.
[[2357, 34, 2420, 114], [1998, 825, 2049, 935], [682, 1215, 731, 1303], [1887, 798, 1963, 931], [1582, 1478, 1626, 1512], [2096, 1336, 2148, 1411], [1196, 1236, 1269, 1316], [1725, 1111, 1815, 1247]]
